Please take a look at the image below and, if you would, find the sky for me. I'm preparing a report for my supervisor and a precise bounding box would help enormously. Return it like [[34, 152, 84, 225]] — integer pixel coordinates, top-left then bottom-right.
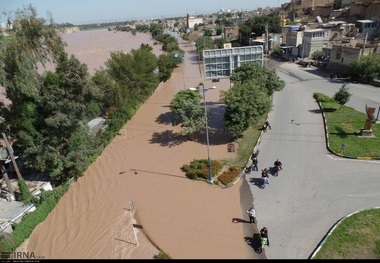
[[1, 0, 288, 25]]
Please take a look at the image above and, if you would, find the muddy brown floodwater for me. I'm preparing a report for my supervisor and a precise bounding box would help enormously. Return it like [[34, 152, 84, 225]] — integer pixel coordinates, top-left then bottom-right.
[[15, 29, 259, 259]]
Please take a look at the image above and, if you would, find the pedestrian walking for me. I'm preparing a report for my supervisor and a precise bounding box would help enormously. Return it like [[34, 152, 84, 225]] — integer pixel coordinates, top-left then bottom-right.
[[247, 207, 256, 224], [265, 120, 271, 130], [251, 156, 258, 171]]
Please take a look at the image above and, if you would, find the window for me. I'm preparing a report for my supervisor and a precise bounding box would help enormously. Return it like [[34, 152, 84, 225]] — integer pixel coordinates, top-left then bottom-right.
[[312, 32, 325, 38]]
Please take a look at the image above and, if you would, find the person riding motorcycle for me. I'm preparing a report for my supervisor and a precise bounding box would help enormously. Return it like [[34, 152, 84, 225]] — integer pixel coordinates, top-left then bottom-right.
[[261, 168, 269, 178], [251, 156, 258, 171], [274, 159, 282, 170], [260, 227, 270, 246]]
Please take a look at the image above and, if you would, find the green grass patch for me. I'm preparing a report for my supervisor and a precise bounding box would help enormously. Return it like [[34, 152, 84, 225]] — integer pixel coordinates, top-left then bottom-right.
[[233, 114, 267, 168], [318, 97, 380, 157], [313, 209, 380, 259]]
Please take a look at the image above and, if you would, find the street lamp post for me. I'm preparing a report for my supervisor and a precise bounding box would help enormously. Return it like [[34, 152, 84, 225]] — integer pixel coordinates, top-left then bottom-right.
[[190, 83, 216, 183]]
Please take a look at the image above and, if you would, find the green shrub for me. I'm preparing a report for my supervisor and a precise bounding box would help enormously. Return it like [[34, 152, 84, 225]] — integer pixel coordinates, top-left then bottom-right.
[[272, 46, 283, 55], [333, 84, 351, 106], [154, 251, 171, 259], [313, 92, 333, 102], [218, 167, 242, 186], [17, 179, 33, 203], [182, 159, 223, 180], [311, 50, 324, 61]]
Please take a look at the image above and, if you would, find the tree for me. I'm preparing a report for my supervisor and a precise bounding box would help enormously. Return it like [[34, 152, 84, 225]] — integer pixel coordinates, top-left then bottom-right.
[[0, 6, 100, 185], [195, 36, 214, 61], [348, 54, 380, 81], [105, 44, 159, 104], [170, 89, 205, 136], [221, 61, 284, 135], [239, 14, 281, 46], [157, 54, 173, 82], [24, 53, 97, 185], [311, 50, 324, 61], [215, 25, 224, 36], [221, 81, 272, 135], [213, 38, 226, 49], [204, 29, 213, 36], [231, 62, 285, 96], [17, 178, 33, 203], [333, 84, 351, 107], [0, 5, 66, 138]]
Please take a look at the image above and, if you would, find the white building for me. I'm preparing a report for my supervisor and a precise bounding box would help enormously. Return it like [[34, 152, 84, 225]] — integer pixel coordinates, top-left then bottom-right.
[[187, 14, 203, 29]]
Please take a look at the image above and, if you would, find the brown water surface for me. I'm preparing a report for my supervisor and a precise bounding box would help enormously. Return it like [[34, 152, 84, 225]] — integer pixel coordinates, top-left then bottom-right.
[[18, 29, 255, 259]]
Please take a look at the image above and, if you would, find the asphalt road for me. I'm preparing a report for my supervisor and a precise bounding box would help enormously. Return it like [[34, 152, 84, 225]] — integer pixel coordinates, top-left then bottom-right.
[[245, 60, 380, 259]]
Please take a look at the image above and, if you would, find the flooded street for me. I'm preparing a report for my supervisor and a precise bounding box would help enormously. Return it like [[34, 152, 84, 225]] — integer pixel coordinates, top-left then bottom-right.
[[19, 29, 254, 259]]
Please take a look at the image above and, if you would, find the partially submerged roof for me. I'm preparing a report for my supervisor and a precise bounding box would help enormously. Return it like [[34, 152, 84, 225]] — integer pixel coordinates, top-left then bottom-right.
[[87, 118, 106, 135]]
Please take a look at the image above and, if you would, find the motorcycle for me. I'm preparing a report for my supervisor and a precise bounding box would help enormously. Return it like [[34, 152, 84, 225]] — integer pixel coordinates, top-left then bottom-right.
[[273, 165, 281, 176], [256, 234, 269, 254]]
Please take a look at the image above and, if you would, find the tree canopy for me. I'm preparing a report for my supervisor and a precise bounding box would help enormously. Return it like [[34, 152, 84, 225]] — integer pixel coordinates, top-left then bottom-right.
[[348, 53, 380, 81], [0, 5, 98, 185], [230, 62, 285, 96], [221, 62, 284, 135], [170, 89, 205, 136], [0, 5, 177, 186], [239, 14, 281, 46]]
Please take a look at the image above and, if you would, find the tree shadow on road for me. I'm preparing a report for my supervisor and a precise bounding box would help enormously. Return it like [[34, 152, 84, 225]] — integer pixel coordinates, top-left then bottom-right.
[[155, 111, 176, 125], [150, 130, 188, 147], [309, 109, 322, 114]]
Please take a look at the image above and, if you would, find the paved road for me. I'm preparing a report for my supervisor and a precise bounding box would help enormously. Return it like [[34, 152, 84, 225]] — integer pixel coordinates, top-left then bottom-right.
[[246, 61, 380, 259]]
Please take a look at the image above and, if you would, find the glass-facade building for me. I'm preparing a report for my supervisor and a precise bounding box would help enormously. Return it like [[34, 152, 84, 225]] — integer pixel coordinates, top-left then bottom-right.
[[203, 46, 263, 79]]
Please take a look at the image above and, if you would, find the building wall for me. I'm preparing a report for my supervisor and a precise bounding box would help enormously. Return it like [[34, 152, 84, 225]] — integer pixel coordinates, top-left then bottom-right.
[[188, 17, 203, 29], [301, 29, 331, 57], [313, 6, 334, 18], [367, 2, 380, 19], [328, 45, 361, 73], [290, 0, 334, 11], [286, 31, 304, 47]]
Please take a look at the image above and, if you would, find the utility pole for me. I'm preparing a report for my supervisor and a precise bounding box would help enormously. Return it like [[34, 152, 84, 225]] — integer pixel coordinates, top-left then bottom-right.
[[1, 163, 14, 196], [265, 22, 269, 54], [2, 133, 22, 180]]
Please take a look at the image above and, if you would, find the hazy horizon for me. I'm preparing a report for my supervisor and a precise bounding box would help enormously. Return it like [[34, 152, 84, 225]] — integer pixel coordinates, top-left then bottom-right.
[[1, 0, 288, 25]]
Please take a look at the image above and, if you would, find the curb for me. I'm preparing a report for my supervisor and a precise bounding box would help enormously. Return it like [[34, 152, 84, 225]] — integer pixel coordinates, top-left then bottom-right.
[[221, 122, 266, 189], [308, 207, 380, 259], [317, 100, 380, 160]]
